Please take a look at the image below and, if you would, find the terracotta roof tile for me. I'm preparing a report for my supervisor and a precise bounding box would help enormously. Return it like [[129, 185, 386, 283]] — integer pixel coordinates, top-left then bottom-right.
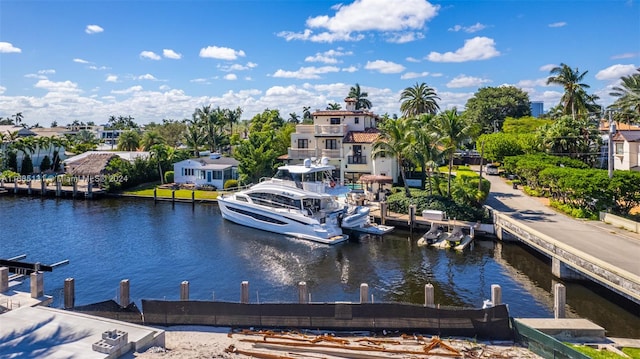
[[344, 128, 381, 143]]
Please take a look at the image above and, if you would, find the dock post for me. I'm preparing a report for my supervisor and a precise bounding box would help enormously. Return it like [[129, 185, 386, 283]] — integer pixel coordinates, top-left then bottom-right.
[[172, 190, 175, 207], [73, 180, 77, 198], [359, 283, 369, 303], [180, 281, 189, 301], [56, 176, 62, 197], [27, 180, 32, 195], [153, 187, 157, 204], [40, 175, 46, 196], [192, 190, 195, 210], [0, 267, 8, 293], [380, 202, 387, 225], [64, 278, 75, 309], [554, 283, 566, 319], [119, 279, 130, 308], [87, 180, 93, 199], [241, 281, 249, 304], [30, 265, 44, 298], [298, 281, 308, 304], [424, 283, 435, 307], [14, 180, 18, 194], [491, 284, 502, 306], [408, 205, 416, 233]]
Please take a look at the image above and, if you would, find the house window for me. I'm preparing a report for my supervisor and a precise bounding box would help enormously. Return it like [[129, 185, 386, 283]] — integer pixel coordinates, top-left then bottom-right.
[[213, 171, 222, 180], [184, 168, 194, 176], [197, 170, 206, 179], [354, 117, 359, 124], [326, 139, 337, 149], [330, 118, 340, 125], [615, 142, 624, 155], [297, 139, 308, 148]]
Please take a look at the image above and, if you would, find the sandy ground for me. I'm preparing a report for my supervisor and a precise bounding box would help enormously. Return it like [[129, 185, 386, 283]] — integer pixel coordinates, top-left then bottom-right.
[[130, 326, 542, 359]]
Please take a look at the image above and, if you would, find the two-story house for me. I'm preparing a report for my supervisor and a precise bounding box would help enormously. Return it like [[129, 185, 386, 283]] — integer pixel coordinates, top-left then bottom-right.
[[285, 98, 397, 185]]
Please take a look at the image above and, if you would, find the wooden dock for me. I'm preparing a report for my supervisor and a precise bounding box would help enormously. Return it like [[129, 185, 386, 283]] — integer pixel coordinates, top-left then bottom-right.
[[0, 181, 105, 199]]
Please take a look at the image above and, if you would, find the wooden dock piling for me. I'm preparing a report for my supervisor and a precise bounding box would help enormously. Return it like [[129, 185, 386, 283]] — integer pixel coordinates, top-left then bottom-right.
[[120, 279, 130, 308], [64, 278, 75, 309], [425, 283, 435, 307]]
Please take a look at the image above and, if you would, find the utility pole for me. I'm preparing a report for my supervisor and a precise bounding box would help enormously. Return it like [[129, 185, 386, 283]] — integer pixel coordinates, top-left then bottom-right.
[[608, 111, 616, 179], [478, 140, 485, 191]]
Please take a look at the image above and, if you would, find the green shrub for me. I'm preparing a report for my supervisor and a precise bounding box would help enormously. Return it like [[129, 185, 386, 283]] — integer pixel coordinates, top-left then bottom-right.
[[164, 170, 174, 183], [1, 170, 20, 182], [224, 179, 239, 189], [386, 188, 489, 222]]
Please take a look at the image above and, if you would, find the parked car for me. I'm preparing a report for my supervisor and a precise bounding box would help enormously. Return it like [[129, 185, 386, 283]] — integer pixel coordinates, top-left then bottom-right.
[[485, 164, 499, 175]]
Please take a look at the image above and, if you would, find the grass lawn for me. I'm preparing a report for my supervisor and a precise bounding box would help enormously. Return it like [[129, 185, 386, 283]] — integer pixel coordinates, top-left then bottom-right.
[[570, 344, 640, 359], [122, 183, 219, 200]]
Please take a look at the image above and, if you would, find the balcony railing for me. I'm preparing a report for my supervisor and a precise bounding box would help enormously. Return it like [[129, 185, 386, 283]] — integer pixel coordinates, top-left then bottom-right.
[[315, 124, 348, 136], [347, 156, 367, 165], [294, 125, 315, 134], [320, 148, 342, 159], [288, 148, 318, 159]]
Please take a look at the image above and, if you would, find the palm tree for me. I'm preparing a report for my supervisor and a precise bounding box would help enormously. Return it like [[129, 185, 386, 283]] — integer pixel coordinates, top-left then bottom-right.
[[11, 112, 23, 126], [400, 82, 440, 117], [224, 107, 242, 135], [141, 130, 164, 151], [34, 136, 51, 171], [348, 83, 372, 110], [149, 144, 171, 184], [288, 113, 300, 124], [408, 114, 442, 194], [609, 68, 640, 123], [117, 130, 140, 151], [431, 109, 473, 197], [184, 125, 205, 157], [546, 63, 591, 120], [372, 117, 412, 197], [326, 103, 342, 110], [302, 106, 312, 121]]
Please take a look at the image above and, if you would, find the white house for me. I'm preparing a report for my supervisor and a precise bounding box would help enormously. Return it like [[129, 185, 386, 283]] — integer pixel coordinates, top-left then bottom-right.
[[612, 130, 640, 171], [285, 98, 398, 185], [173, 154, 239, 189]]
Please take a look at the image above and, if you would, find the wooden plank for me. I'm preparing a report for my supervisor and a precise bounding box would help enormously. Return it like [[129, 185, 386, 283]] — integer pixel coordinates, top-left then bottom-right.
[[0, 260, 53, 272]]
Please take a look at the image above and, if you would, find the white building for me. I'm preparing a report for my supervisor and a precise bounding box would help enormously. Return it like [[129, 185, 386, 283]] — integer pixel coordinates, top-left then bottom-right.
[[173, 154, 239, 189], [285, 98, 397, 185], [612, 130, 640, 172]]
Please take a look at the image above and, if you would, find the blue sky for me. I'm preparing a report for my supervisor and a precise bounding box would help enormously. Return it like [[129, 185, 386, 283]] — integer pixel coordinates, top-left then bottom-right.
[[0, 0, 638, 127]]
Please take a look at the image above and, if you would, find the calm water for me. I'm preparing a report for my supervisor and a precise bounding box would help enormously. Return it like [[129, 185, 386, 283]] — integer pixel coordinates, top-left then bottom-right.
[[1, 196, 638, 337]]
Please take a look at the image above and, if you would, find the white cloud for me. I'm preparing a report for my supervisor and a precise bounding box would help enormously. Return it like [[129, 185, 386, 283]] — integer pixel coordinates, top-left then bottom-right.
[[272, 66, 340, 79], [38, 69, 55, 75], [163, 49, 182, 59], [159, 85, 170, 91], [611, 52, 637, 60], [539, 64, 556, 72], [595, 64, 638, 80], [305, 49, 353, 64], [199, 46, 246, 60], [364, 60, 405, 74], [446, 75, 491, 88], [138, 74, 158, 81], [34, 79, 82, 93], [88, 65, 109, 71], [548, 22, 567, 28], [401, 71, 429, 80], [140, 51, 161, 60], [112, 86, 143, 95], [406, 56, 421, 63], [341, 66, 358, 73], [218, 62, 258, 72], [387, 32, 424, 44], [0, 86, 5, 95], [0, 42, 21, 53], [85, 25, 104, 34], [427, 36, 500, 62], [279, 0, 438, 43], [517, 78, 549, 87], [224, 73, 238, 80], [73, 58, 89, 64], [448, 22, 487, 33], [106, 75, 118, 82]]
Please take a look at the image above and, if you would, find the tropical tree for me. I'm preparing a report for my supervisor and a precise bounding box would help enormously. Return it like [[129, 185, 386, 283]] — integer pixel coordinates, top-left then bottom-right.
[[235, 130, 279, 184], [224, 107, 243, 135], [140, 130, 164, 151], [34, 136, 51, 171], [400, 82, 440, 117], [183, 124, 205, 157], [536, 115, 602, 166], [609, 68, 640, 123], [12, 112, 24, 126], [302, 106, 312, 121], [326, 103, 342, 110], [464, 86, 531, 134], [288, 113, 300, 124], [431, 109, 473, 197], [149, 144, 172, 184], [117, 130, 141, 151], [546, 63, 592, 120], [372, 117, 412, 197], [347, 83, 372, 110], [107, 115, 138, 130], [411, 114, 443, 194]]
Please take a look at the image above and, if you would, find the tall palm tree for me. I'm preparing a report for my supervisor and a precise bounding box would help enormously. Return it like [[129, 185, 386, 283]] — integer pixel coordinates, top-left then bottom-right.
[[141, 130, 164, 151], [546, 63, 591, 120], [400, 82, 440, 117], [372, 117, 412, 197], [431, 109, 473, 197], [302, 106, 312, 121], [326, 103, 342, 110], [224, 106, 242, 135], [117, 130, 140, 151], [184, 125, 205, 157], [348, 83, 372, 110], [609, 68, 640, 123], [288, 113, 300, 124], [408, 114, 442, 194], [34, 136, 51, 171], [12, 112, 23, 126]]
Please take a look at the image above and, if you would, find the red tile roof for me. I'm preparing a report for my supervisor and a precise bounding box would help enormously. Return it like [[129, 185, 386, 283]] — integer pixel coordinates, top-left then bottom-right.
[[343, 128, 381, 143]]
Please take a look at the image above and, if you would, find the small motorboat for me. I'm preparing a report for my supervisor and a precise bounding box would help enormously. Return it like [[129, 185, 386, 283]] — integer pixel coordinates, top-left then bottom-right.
[[417, 224, 445, 246], [340, 206, 395, 235]]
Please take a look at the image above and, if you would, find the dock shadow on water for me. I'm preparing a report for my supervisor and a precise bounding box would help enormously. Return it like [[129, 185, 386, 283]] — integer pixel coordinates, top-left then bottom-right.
[[1, 196, 638, 338]]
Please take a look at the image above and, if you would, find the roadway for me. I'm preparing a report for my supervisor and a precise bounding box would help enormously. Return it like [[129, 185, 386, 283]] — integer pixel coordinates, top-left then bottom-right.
[[481, 170, 640, 278]]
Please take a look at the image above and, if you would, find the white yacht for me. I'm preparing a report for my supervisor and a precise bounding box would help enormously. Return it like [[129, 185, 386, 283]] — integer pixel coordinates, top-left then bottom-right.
[[218, 158, 355, 244]]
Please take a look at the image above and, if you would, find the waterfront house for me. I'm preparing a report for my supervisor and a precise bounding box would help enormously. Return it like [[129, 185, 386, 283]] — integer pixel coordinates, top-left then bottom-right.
[[173, 154, 239, 189], [284, 98, 397, 186]]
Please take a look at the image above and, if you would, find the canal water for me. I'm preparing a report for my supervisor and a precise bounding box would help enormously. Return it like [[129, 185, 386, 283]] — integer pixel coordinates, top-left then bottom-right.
[[1, 196, 638, 337]]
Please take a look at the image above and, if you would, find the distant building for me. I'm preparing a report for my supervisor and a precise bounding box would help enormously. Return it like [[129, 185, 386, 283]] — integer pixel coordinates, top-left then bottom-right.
[[173, 154, 239, 189], [530, 102, 544, 118]]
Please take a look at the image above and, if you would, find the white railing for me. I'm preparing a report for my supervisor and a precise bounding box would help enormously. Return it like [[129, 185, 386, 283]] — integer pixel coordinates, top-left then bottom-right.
[[288, 148, 318, 159], [294, 125, 315, 134], [320, 149, 342, 158], [315, 124, 347, 136]]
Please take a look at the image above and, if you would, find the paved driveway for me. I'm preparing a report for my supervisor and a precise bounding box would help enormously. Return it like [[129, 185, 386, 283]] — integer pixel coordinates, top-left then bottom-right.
[[481, 170, 640, 277]]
